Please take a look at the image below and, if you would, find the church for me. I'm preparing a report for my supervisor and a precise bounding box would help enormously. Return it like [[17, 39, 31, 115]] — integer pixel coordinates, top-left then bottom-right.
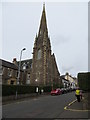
[[1, 4, 62, 88], [30, 4, 61, 87]]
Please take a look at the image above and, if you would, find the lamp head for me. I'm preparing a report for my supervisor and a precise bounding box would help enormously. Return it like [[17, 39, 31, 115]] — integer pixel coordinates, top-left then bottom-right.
[[22, 48, 26, 51]]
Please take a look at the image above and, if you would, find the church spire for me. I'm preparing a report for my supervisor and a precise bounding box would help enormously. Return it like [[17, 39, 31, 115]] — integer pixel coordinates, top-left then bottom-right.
[[38, 3, 48, 36], [43, 2, 45, 11]]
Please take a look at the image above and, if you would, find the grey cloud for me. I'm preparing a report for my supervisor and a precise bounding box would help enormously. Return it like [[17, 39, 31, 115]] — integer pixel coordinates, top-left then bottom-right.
[[61, 65, 74, 73], [52, 34, 71, 46]]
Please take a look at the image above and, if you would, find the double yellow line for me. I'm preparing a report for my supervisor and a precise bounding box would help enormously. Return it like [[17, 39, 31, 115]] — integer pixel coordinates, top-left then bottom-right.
[[64, 98, 90, 112]]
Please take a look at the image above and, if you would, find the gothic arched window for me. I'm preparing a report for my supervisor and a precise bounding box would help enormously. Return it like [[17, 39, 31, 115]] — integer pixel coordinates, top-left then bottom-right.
[[37, 49, 42, 60]]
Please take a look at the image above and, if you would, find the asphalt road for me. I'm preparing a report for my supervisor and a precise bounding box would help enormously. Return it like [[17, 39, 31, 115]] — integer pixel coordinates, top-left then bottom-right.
[[2, 92, 88, 119]]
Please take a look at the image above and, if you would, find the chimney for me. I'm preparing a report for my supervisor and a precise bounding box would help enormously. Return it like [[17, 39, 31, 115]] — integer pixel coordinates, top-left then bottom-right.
[[13, 58, 17, 65]]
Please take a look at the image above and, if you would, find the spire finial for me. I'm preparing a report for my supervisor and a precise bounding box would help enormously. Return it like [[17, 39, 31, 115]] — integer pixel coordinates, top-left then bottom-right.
[[43, 2, 45, 11], [38, 3, 47, 36]]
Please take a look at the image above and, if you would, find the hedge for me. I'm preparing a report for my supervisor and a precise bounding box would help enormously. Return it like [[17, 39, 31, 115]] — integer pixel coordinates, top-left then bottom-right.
[[42, 86, 52, 92], [78, 72, 90, 91], [2, 85, 36, 96], [2, 85, 52, 96]]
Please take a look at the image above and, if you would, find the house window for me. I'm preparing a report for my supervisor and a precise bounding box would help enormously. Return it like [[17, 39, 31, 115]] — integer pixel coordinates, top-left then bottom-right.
[[8, 68, 12, 77], [30, 63, 32, 68], [2, 68, 4, 75], [26, 73, 30, 84], [0, 66, 3, 75], [37, 49, 42, 60], [27, 73, 30, 79], [10, 80, 14, 85], [26, 80, 30, 84]]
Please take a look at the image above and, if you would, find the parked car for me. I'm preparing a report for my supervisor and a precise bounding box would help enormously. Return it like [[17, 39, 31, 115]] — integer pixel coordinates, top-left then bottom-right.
[[63, 88, 68, 93], [51, 88, 62, 95], [66, 88, 70, 92], [61, 88, 65, 94], [61, 88, 69, 94]]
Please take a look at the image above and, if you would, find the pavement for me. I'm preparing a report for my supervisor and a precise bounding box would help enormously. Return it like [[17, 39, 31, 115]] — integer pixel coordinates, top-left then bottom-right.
[[2, 93, 50, 105], [64, 92, 90, 110], [65, 98, 86, 110], [63, 92, 90, 119]]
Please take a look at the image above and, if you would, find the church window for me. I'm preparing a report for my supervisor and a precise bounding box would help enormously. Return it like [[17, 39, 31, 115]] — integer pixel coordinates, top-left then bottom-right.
[[37, 49, 42, 60]]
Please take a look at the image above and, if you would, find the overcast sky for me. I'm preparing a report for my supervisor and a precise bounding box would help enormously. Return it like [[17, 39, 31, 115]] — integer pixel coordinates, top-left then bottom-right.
[[0, 0, 88, 77]]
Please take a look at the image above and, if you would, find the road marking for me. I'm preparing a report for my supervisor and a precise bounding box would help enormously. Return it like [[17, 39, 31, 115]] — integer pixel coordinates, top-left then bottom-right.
[[65, 108, 90, 112], [64, 98, 90, 112], [64, 107, 67, 110], [68, 99, 77, 106], [33, 98, 38, 100]]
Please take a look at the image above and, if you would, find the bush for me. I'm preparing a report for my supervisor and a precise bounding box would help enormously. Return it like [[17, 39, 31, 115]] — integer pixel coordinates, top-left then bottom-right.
[[2, 85, 36, 96], [2, 85, 53, 96], [40, 86, 52, 92], [78, 72, 90, 91]]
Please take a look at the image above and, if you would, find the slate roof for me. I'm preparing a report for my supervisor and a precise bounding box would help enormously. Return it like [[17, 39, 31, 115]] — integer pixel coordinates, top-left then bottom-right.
[[0, 58, 32, 71], [60, 75, 65, 79], [17, 59, 32, 69], [0, 59, 18, 70], [60, 75, 70, 82]]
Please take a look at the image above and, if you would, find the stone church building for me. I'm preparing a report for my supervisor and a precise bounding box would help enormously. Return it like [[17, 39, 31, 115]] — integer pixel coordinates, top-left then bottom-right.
[[30, 4, 61, 87], [1, 4, 61, 87]]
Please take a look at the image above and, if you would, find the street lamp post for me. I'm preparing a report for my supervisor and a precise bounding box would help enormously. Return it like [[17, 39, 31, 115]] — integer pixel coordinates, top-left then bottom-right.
[[35, 79, 39, 94], [17, 48, 26, 85]]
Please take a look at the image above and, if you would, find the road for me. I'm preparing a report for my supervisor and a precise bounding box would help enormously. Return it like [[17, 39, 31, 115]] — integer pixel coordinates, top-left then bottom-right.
[[2, 92, 88, 119]]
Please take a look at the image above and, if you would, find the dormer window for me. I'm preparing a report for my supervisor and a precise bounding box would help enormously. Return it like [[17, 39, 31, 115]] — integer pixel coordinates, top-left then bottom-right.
[[23, 63, 26, 70]]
